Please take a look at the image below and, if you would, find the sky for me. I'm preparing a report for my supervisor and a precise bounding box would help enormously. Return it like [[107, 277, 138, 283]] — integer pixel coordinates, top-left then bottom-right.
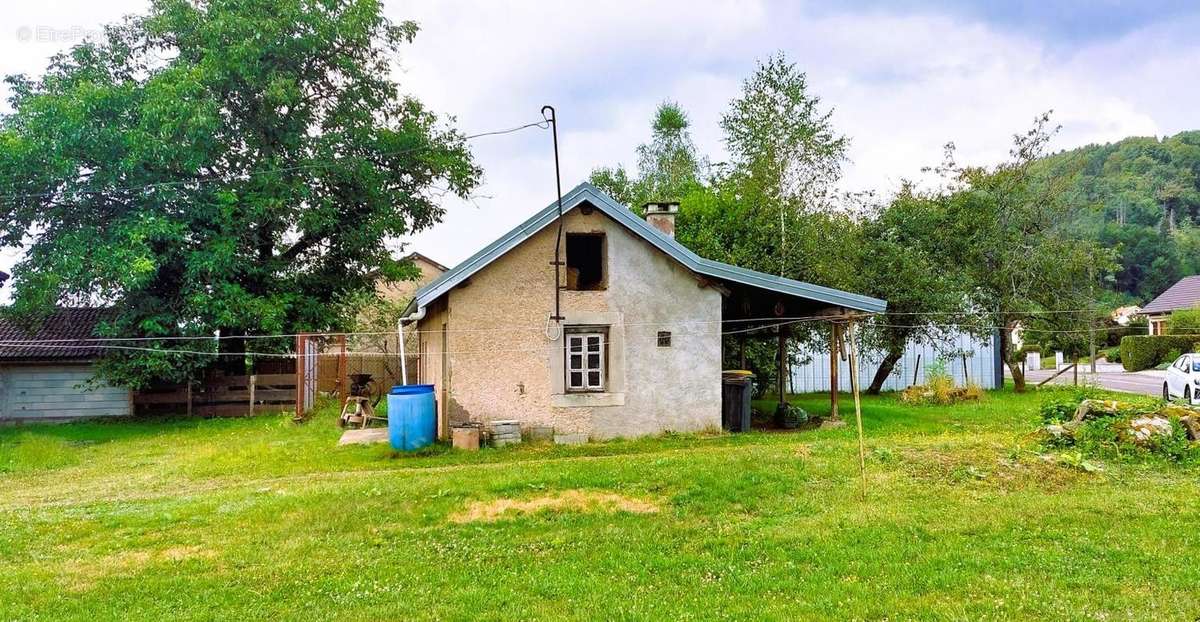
[[2, 0, 1199, 275]]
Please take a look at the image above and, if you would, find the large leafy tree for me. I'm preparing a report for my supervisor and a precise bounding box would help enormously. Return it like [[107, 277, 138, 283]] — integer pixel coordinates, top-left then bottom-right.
[[719, 52, 848, 279], [0, 0, 480, 387], [589, 101, 705, 209], [857, 186, 976, 394], [939, 113, 1115, 391], [590, 55, 858, 394]]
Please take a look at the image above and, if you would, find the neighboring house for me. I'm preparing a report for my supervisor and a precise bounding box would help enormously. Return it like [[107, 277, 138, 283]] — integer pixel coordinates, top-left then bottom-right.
[[0, 308, 131, 422], [1142, 275, 1200, 335], [372, 252, 448, 385], [376, 252, 449, 306], [1111, 305, 1142, 327], [401, 182, 885, 440], [791, 330, 1003, 393]]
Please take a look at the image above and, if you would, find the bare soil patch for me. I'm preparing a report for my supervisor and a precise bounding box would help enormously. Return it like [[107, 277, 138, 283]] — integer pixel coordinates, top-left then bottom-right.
[[450, 490, 660, 523], [59, 545, 215, 592]]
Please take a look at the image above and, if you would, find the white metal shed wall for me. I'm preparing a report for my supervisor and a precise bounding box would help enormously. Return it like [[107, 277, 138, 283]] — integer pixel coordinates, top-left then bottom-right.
[[0, 364, 131, 421], [790, 330, 1000, 393]]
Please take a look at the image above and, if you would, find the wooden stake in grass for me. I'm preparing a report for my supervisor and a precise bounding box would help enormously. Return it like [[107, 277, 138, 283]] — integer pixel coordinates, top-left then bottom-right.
[[847, 320, 867, 500]]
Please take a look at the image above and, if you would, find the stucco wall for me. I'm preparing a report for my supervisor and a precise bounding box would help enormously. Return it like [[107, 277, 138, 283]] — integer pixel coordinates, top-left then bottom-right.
[[417, 207, 722, 439]]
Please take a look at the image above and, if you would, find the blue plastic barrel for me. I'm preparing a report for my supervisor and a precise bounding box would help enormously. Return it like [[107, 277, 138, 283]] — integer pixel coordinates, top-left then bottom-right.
[[387, 384, 436, 451]]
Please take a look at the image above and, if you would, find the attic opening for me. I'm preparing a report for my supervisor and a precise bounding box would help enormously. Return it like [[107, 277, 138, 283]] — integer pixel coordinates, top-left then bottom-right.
[[565, 233, 605, 291]]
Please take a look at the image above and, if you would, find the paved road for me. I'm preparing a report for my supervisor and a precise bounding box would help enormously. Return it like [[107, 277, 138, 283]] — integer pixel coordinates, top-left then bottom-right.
[[1018, 362, 1165, 398]]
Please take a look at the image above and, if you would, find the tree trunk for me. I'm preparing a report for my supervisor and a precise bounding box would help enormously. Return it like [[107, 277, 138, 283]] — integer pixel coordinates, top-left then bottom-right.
[[999, 323, 1025, 392], [866, 350, 903, 395], [218, 330, 247, 377], [1006, 358, 1026, 392]]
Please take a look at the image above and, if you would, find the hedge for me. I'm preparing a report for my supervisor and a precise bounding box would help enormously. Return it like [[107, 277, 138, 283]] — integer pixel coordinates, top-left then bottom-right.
[[1118, 335, 1199, 372]]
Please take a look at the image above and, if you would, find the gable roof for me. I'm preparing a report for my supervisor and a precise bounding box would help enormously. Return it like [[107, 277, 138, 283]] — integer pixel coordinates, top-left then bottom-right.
[[405, 183, 886, 316], [0, 307, 113, 361], [1143, 275, 1200, 314], [404, 251, 448, 273]]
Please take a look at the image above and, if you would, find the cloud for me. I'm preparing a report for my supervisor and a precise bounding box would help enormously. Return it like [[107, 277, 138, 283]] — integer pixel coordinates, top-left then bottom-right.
[[0, 0, 1196, 276], [393, 2, 1197, 263]]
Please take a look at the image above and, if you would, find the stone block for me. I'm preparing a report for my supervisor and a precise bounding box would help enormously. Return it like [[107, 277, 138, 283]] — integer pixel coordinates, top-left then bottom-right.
[[529, 425, 554, 441]]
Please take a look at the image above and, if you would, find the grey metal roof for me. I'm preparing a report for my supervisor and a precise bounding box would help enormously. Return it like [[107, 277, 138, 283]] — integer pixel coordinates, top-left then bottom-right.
[[1143, 275, 1200, 314], [405, 182, 886, 316]]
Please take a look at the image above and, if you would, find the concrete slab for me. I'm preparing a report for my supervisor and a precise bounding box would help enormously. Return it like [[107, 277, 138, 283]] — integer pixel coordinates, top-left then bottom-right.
[[338, 427, 390, 446]]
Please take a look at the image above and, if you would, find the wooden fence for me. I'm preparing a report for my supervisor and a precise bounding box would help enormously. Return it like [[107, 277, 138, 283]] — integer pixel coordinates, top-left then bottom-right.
[[132, 373, 297, 417]]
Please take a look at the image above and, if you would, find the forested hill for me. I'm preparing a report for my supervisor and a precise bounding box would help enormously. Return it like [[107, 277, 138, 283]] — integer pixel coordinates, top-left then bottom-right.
[[1034, 130, 1200, 304]]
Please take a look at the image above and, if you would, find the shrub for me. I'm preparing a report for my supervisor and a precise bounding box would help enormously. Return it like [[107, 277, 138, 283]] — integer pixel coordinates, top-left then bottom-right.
[[1103, 346, 1121, 364], [961, 383, 984, 401], [1017, 344, 1041, 355], [1039, 396, 1078, 424], [901, 361, 982, 406], [925, 358, 951, 383], [774, 403, 808, 428], [1118, 335, 1198, 371], [1167, 306, 1200, 337]]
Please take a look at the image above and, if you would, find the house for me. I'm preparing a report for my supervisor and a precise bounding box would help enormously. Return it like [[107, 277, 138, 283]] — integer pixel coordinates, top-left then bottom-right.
[[1111, 305, 1142, 327], [0, 308, 131, 422], [1142, 275, 1200, 335], [400, 183, 885, 440], [375, 251, 448, 384], [377, 252, 449, 306]]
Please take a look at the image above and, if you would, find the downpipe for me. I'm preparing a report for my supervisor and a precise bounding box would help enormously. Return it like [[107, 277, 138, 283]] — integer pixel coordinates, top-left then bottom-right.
[[397, 306, 427, 386]]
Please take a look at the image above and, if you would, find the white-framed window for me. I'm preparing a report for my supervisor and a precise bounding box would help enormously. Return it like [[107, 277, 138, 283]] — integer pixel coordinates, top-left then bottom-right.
[[565, 328, 606, 392]]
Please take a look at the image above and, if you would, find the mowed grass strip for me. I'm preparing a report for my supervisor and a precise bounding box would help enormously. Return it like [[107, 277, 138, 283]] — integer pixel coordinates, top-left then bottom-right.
[[1, 390, 1197, 621]]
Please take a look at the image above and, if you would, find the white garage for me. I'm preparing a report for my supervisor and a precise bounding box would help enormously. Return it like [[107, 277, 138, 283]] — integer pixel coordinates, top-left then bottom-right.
[[0, 308, 131, 423]]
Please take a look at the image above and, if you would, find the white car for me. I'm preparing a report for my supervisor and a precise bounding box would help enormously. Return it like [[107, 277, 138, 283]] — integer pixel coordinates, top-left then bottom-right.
[[1163, 353, 1200, 405]]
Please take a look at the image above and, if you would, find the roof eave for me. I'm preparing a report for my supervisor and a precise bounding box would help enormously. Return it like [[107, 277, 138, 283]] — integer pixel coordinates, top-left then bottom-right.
[[410, 182, 887, 315]]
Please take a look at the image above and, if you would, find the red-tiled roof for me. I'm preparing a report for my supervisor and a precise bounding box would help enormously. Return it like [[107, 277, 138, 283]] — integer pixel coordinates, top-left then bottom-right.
[[0, 307, 112, 361], [1143, 275, 1200, 314]]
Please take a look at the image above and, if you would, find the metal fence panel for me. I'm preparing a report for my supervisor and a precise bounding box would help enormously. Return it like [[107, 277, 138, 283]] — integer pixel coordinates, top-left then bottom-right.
[[790, 329, 999, 393]]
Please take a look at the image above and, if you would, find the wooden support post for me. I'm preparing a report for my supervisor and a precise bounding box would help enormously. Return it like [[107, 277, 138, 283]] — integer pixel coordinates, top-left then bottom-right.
[[337, 334, 348, 409], [830, 323, 841, 421], [186, 382, 193, 419], [962, 353, 969, 384], [777, 325, 788, 412], [294, 334, 304, 422], [847, 320, 868, 500], [249, 374, 257, 416]]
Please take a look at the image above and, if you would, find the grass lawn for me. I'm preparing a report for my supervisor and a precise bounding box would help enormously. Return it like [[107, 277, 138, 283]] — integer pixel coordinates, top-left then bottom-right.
[[1, 390, 1198, 621]]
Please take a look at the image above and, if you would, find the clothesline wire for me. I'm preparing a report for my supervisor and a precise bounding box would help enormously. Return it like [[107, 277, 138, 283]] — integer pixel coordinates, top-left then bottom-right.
[[0, 308, 1150, 345], [0, 319, 1180, 358], [0, 314, 842, 344]]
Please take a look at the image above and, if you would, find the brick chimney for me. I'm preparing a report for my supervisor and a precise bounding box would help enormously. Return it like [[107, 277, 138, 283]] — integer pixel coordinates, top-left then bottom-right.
[[643, 202, 679, 238]]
